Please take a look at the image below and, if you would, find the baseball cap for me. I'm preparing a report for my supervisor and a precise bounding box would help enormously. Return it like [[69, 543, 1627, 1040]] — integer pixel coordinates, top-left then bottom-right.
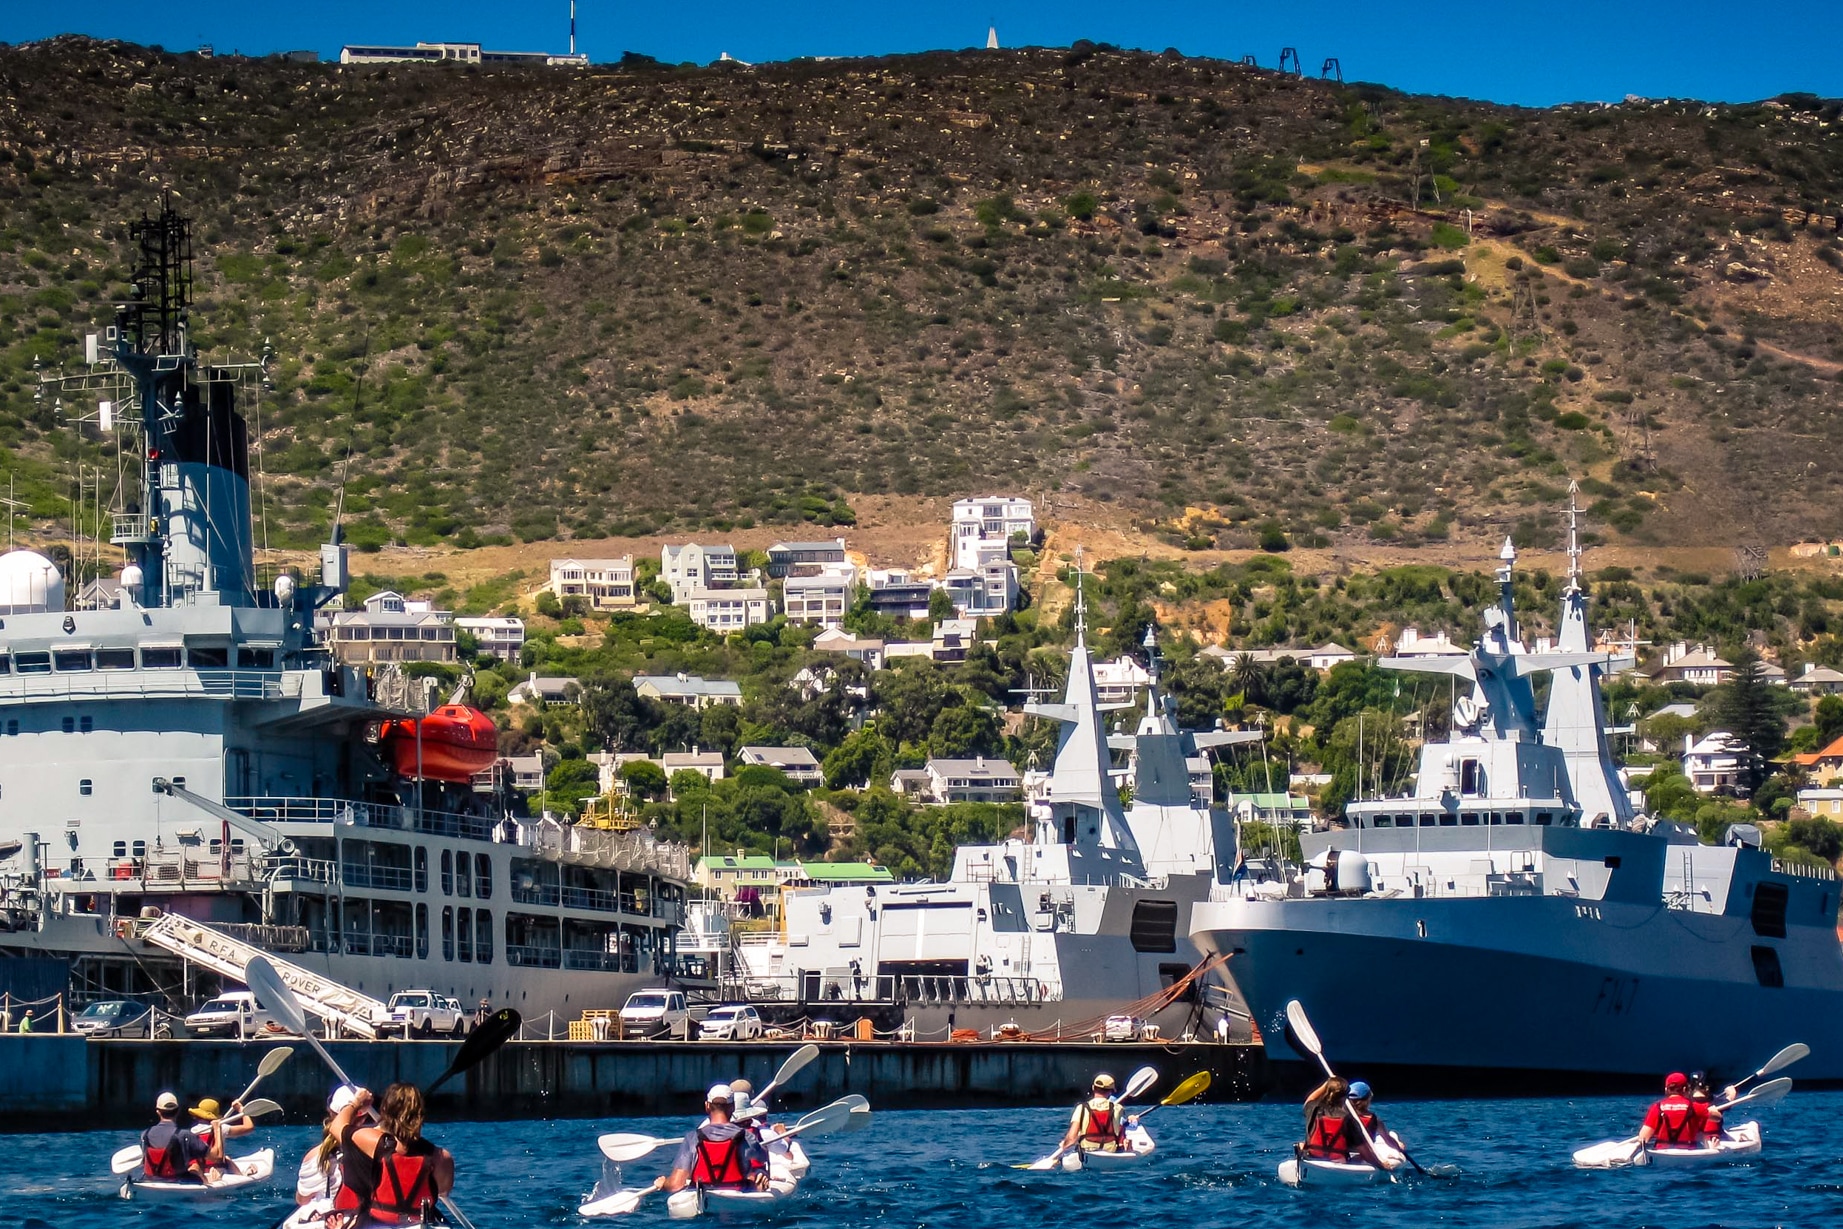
[[329, 1085, 359, 1113], [1348, 1081, 1372, 1100], [1092, 1073, 1116, 1090], [156, 1091, 179, 1112], [1665, 1071, 1688, 1089], [706, 1083, 734, 1103]]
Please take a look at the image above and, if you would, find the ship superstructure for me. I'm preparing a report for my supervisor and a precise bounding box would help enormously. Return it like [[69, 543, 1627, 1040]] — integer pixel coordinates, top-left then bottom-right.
[[1189, 521, 1843, 1084], [0, 203, 690, 1020], [731, 589, 1254, 1036]]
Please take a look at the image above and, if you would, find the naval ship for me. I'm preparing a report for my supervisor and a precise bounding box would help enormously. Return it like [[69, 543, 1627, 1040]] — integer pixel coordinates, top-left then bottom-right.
[[1189, 523, 1843, 1087], [0, 203, 691, 1025], [730, 590, 1256, 1038]]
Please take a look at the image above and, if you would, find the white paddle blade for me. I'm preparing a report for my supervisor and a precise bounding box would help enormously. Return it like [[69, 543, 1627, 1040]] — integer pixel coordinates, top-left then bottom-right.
[[1285, 1000, 1323, 1057], [1757, 1044, 1809, 1079], [110, 1144, 144, 1175], [837, 1094, 872, 1134], [1277, 1158, 1304, 1187], [259, 1046, 294, 1077], [1571, 1137, 1641, 1169], [1022, 1153, 1062, 1171], [597, 1133, 671, 1163], [765, 1043, 820, 1094], [242, 1098, 283, 1120], [1122, 1065, 1159, 1101], [244, 957, 308, 1034], [785, 1097, 856, 1138], [1724, 1076, 1793, 1112]]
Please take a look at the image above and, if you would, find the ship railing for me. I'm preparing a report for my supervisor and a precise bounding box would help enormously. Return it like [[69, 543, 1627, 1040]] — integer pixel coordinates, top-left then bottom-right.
[[900, 974, 1051, 1005], [342, 863, 415, 892], [513, 884, 563, 908], [228, 796, 503, 844], [505, 943, 563, 969], [342, 932, 414, 959], [0, 669, 297, 704], [123, 853, 265, 890], [564, 948, 635, 972], [1773, 857, 1839, 881], [211, 922, 312, 953], [265, 855, 335, 886]]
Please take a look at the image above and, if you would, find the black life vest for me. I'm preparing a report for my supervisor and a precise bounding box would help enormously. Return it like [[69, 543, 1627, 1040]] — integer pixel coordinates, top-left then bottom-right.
[[690, 1130, 751, 1189], [334, 1134, 439, 1223], [141, 1122, 188, 1180]]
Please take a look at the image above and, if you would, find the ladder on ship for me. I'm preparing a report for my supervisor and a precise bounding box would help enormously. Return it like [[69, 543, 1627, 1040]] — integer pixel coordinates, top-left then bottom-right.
[[140, 912, 386, 1038]]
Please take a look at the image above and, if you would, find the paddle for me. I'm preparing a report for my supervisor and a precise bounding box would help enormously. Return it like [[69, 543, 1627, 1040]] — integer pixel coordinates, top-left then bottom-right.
[[109, 1099, 286, 1175], [1015, 1066, 1159, 1170], [585, 1097, 861, 1217], [244, 958, 485, 1229], [1131, 1071, 1211, 1121], [598, 1131, 682, 1164], [1286, 1000, 1403, 1182], [1723, 1043, 1808, 1100], [836, 1092, 873, 1134], [428, 1009, 521, 1095], [757, 1043, 820, 1105], [1715, 1075, 1791, 1113]]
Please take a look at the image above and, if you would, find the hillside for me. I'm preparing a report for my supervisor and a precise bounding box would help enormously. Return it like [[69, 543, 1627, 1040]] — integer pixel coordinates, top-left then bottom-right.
[[3, 38, 1843, 559]]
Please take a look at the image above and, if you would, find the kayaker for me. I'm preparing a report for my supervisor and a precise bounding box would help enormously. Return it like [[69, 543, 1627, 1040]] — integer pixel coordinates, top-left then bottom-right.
[[1636, 1072, 1705, 1150], [1059, 1073, 1127, 1154], [1300, 1078, 1399, 1170], [189, 1096, 253, 1169], [329, 1084, 455, 1224], [1687, 1072, 1725, 1144], [141, 1091, 214, 1185], [296, 1085, 358, 1205], [652, 1084, 769, 1195]]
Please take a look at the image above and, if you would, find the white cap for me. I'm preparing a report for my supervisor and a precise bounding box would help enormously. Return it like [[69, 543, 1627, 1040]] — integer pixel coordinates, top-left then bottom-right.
[[735, 1099, 767, 1122], [156, 1091, 179, 1112], [329, 1085, 359, 1114], [706, 1083, 735, 1103]]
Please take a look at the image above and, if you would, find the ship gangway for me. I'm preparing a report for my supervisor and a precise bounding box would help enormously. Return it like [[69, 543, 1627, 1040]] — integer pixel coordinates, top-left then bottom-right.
[[139, 912, 387, 1038]]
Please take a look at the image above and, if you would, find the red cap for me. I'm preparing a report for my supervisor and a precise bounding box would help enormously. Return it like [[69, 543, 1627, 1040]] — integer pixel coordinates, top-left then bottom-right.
[[1665, 1072, 1688, 1089]]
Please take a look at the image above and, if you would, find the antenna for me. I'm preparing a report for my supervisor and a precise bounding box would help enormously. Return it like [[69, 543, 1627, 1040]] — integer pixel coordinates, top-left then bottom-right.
[[331, 331, 370, 541], [1072, 547, 1087, 645], [1278, 47, 1301, 76], [1320, 57, 1342, 82], [1565, 481, 1583, 591], [570, 0, 576, 57]]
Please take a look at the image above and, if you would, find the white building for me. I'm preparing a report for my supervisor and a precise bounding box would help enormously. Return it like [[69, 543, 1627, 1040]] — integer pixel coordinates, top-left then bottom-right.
[[320, 591, 456, 665], [633, 673, 744, 708], [662, 543, 742, 602], [508, 673, 577, 706], [1684, 731, 1747, 794], [783, 569, 856, 628], [1388, 627, 1469, 659], [686, 586, 772, 634], [454, 616, 525, 660], [941, 560, 1019, 617], [812, 627, 885, 670], [1656, 643, 1735, 686], [1092, 657, 1152, 707], [549, 557, 636, 610], [339, 41, 588, 67], [951, 495, 1035, 571], [739, 745, 824, 787], [767, 539, 849, 578], [919, 756, 1022, 804]]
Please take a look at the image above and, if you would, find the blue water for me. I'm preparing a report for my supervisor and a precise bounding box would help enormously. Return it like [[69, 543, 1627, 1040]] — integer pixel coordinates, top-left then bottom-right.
[[6, 1095, 1841, 1229]]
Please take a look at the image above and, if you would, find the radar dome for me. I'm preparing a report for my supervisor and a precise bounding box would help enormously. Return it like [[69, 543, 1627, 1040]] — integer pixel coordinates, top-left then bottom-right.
[[120, 565, 144, 606], [0, 550, 65, 615], [274, 574, 296, 603]]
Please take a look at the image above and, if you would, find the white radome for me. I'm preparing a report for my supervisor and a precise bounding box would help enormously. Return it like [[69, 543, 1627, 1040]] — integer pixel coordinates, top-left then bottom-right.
[[0, 550, 65, 614], [274, 574, 296, 603]]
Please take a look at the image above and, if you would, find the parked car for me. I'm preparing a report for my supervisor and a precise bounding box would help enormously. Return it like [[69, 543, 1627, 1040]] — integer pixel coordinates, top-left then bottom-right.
[[618, 989, 700, 1040], [697, 1004, 764, 1041], [72, 999, 163, 1038], [387, 990, 467, 1038], [1102, 1013, 1150, 1042], [183, 991, 280, 1039]]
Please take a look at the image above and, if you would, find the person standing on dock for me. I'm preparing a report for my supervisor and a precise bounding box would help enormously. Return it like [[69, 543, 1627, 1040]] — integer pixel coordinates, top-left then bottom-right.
[[1060, 1074, 1127, 1154], [16, 1008, 31, 1033]]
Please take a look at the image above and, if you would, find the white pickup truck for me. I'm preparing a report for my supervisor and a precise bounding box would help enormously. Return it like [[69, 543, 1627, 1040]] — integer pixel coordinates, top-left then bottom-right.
[[618, 989, 705, 1040], [387, 990, 467, 1038]]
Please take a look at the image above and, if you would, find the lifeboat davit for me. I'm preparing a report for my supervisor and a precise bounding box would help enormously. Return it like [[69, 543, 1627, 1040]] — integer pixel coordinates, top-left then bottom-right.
[[379, 705, 499, 783]]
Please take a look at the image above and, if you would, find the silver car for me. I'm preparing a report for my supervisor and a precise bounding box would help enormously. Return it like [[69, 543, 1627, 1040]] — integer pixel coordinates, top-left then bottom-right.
[[72, 999, 161, 1038]]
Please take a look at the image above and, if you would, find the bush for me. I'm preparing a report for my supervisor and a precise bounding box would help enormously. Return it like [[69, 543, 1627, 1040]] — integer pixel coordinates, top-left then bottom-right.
[[1555, 411, 1591, 430], [1065, 190, 1100, 221], [1257, 521, 1290, 553], [1429, 222, 1469, 250]]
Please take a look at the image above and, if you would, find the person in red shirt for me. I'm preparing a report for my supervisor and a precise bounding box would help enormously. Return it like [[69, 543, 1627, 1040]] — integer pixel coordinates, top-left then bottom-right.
[[1637, 1072, 1706, 1150]]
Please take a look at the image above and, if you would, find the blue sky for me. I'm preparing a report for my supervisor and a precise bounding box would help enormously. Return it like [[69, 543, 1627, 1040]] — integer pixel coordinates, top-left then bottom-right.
[[4, 2, 1840, 108]]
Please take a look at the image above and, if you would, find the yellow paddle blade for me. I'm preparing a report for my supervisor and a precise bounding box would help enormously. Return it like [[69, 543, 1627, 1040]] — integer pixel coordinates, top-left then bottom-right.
[[1160, 1071, 1212, 1107]]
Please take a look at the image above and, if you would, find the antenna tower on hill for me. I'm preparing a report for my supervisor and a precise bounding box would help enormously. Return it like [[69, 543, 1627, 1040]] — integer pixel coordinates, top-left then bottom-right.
[[987, 24, 999, 50], [569, 0, 577, 56]]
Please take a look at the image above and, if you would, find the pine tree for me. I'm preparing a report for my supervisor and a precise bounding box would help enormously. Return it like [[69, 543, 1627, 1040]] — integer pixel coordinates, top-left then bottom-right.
[[1709, 648, 1787, 795]]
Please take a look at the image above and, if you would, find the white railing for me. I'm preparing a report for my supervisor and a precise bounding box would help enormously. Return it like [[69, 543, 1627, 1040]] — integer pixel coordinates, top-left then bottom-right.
[[0, 669, 299, 703], [139, 912, 386, 1037]]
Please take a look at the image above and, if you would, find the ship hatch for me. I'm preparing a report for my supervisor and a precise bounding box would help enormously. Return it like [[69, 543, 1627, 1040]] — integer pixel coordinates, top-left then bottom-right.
[[1129, 900, 1178, 952], [1751, 882, 1790, 939]]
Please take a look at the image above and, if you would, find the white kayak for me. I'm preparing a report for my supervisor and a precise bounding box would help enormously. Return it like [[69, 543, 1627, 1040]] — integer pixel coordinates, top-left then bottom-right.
[[1277, 1155, 1391, 1187], [1066, 1126, 1157, 1169], [123, 1149, 275, 1199], [280, 1200, 429, 1229], [1573, 1122, 1762, 1169], [667, 1177, 801, 1219]]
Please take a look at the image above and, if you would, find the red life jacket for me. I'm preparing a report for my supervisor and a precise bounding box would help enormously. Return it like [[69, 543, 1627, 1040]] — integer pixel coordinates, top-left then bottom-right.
[[690, 1131, 750, 1189], [334, 1135, 440, 1223], [141, 1122, 188, 1180], [1079, 1100, 1121, 1147], [1305, 1110, 1375, 1159], [1650, 1095, 1705, 1147]]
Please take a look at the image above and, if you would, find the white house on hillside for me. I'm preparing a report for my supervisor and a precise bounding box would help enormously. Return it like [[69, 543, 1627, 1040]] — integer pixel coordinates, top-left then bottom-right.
[[549, 557, 637, 609], [686, 586, 771, 633], [455, 615, 525, 660], [783, 569, 856, 628], [1684, 731, 1747, 794], [951, 495, 1035, 570], [662, 543, 742, 602]]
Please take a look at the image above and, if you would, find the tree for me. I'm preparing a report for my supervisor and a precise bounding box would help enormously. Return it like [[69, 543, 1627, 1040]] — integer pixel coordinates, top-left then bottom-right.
[[1229, 653, 1269, 707], [823, 727, 891, 790], [577, 676, 650, 750], [927, 704, 1002, 760], [535, 590, 563, 618], [872, 660, 952, 746], [1166, 653, 1230, 730], [1707, 649, 1790, 795], [545, 756, 601, 816], [1816, 695, 1843, 749], [619, 759, 668, 801], [928, 587, 958, 622]]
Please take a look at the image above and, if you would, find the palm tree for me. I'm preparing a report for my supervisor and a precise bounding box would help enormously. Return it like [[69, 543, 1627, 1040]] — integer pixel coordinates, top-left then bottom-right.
[[1229, 652, 1268, 708]]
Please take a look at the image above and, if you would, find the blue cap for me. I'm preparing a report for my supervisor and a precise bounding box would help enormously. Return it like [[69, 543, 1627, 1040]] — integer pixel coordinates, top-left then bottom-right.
[[1348, 1081, 1372, 1100]]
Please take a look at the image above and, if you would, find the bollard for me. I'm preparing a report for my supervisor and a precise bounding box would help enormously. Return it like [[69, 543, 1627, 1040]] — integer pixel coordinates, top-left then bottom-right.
[[56, 994, 65, 1035]]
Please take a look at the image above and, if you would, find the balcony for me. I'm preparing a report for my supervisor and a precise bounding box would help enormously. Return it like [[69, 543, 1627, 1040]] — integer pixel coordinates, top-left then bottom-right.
[[505, 944, 562, 969]]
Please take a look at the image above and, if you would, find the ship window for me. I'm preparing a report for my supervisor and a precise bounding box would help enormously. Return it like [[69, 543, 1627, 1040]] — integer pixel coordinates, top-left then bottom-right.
[[62, 718, 74, 733], [1507, 811, 1524, 825], [5, 720, 15, 736], [1128, 900, 1179, 953], [476, 910, 493, 964], [141, 647, 183, 669], [1604, 856, 1622, 870], [112, 841, 126, 857], [0, 655, 9, 674], [1460, 759, 1482, 795], [416, 904, 429, 959], [1752, 882, 1789, 939], [1420, 814, 1436, 827], [236, 648, 274, 669], [190, 646, 229, 668], [475, 855, 491, 899], [441, 906, 454, 961], [132, 840, 145, 858], [80, 716, 92, 733], [456, 852, 472, 898], [440, 850, 453, 895], [79, 779, 92, 796], [95, 648, 135, 670], [53, 649, 92, 671], [14, 652, 49, 674], [1461, 812, 1479, 827], [1536, 812, 1553, 826], [1750, 945, 1784, 988], [457, 907, 474, 963], [1374, 815, 1392, 828], [1439, 813, 1457, 826], [415, 847, 428, 894]]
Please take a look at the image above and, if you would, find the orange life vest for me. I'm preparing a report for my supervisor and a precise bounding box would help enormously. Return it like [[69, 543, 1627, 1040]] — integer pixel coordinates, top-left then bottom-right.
[[690, 1130, 751, 1189], [1079, 1099, 1123, 1150], [1305, 1109, 1375, 1160], [141, 1122, 188, 1180], [334, 1135, 440, 1223]]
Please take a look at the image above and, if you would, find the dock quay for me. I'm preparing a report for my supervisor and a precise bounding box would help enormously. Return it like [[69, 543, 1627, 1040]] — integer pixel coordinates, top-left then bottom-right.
[[2, 1036, 1267, 1131]]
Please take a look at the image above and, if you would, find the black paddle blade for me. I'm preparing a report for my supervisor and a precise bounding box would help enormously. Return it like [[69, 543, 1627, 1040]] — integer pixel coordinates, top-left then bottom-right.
[[428, 1009, 521, 1094]]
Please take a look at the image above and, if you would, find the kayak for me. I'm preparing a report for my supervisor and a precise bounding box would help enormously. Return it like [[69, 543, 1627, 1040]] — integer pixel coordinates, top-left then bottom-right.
[[123, 1149, 275, 1199], [1069, 1126, 1157, 1168], [1277, 1156, 1389, 1187], [1573, 1122, 1762, 1169], [1645, 1122, 1763, 1167], [667, 1177, 801, 1219], [280, 1200, 429, 1229]]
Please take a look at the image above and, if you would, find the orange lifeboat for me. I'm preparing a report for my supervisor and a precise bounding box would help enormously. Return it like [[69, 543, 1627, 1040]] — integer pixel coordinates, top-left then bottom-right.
[[379, 705, 499, 783]]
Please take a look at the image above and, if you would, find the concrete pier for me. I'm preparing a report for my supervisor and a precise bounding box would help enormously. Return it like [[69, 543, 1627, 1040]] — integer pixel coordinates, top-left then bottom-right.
[[8, 1036, 1268, 1130]]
